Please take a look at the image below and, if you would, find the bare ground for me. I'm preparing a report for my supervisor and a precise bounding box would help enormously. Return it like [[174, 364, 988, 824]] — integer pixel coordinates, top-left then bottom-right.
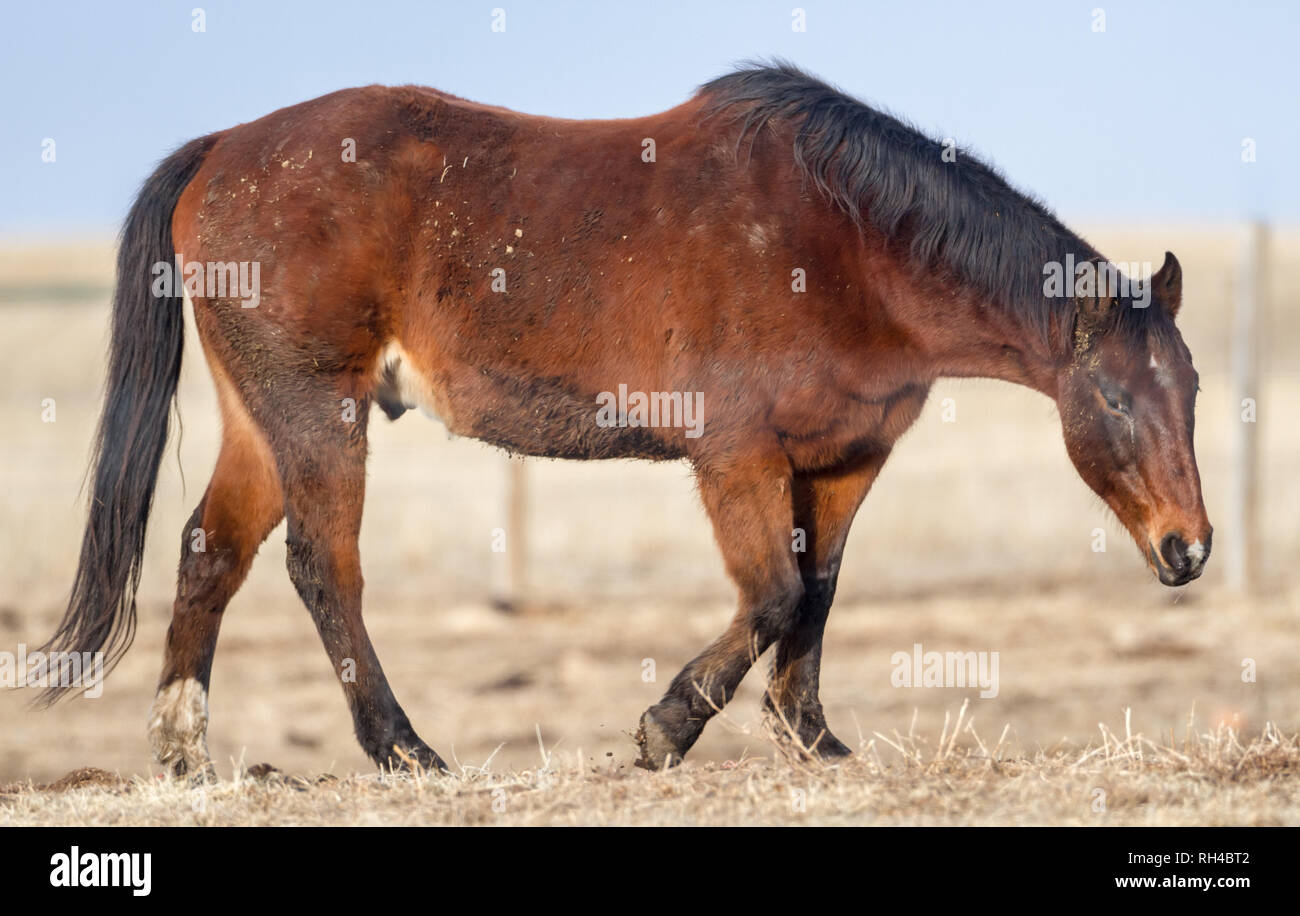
[[3, 713, 1297, 826]]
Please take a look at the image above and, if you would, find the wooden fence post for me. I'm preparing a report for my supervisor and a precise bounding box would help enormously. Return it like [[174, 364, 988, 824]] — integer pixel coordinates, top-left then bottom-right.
[[492, 454, 529, 610], [1226, 221, 1266, 592]]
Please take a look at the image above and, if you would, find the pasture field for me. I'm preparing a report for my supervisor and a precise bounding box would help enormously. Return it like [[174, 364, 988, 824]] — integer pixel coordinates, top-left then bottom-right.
[[0, 225, 1297, 825]]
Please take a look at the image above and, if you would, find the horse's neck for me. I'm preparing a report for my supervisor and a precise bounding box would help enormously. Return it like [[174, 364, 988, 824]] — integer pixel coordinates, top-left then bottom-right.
[[891, 283, 1064, 398]]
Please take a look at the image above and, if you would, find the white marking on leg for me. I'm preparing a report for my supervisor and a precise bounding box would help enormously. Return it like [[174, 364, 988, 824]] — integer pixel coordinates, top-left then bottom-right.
[[148, 678, 211, 777]]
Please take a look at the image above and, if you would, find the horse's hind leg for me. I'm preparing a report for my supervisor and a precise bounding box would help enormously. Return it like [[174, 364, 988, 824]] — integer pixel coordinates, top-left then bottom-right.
[[763, 451, 890, 760], [635, 441, 804, 769], [269, 381, 446, 774], [149, 374, 284, 779]]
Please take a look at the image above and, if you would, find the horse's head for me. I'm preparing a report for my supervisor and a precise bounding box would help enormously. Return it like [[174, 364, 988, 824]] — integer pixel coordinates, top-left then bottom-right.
[[1056, 252, 1212, 586]]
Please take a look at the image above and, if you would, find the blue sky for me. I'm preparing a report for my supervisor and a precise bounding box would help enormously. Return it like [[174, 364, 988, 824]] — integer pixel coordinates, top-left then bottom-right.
[[2, 0, 1296, 233]]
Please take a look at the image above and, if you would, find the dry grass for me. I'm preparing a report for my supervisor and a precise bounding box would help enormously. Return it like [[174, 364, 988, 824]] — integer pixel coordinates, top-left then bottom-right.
[[2, 710, 1296, 825], [1, 224, 1298, 825]]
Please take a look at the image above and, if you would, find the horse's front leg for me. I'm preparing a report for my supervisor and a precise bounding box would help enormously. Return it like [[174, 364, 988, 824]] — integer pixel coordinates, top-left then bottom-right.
[[635, 440, 804, 770], [763, 450, 891, 760]]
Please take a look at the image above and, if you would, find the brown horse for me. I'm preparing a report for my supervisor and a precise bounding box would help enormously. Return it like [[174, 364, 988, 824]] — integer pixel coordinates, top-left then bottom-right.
[[41, 63, 1210, 775]]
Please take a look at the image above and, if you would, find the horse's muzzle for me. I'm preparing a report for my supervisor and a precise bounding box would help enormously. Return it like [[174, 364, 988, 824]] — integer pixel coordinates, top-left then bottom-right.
[[1150, 529, 1212, 586]]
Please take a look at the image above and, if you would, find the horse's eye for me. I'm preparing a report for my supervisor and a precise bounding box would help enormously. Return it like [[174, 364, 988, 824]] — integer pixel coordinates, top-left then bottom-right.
[[1102, 392, 1130, 416]]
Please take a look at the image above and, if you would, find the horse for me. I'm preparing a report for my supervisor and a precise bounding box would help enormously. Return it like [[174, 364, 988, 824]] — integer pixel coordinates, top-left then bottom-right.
[[39, 62, 1210, 776]]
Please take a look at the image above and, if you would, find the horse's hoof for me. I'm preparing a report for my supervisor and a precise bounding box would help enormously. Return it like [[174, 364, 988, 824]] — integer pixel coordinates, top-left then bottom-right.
[[762, 699, 853, 761], [808, 730, 853, 760], [148, 677, 214, 782], [384, 742, 449, 776], [634, 709, 684, 771]]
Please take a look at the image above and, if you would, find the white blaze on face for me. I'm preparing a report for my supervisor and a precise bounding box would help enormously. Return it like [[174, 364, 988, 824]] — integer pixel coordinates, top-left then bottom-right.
[[1185, 540, 1206, 564], [1149, 352, 1174, 389]]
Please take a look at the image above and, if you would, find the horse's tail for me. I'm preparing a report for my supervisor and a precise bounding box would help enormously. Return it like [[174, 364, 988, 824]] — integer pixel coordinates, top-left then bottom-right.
[[37, 135, 217, 704]]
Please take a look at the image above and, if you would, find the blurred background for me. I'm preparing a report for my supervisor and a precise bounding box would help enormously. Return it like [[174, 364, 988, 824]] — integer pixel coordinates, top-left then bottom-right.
[[1, 1, 1296, 782]]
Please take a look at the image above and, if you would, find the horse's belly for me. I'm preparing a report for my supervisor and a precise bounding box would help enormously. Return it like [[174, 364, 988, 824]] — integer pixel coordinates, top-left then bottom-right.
[[373, 343, 685, 461]]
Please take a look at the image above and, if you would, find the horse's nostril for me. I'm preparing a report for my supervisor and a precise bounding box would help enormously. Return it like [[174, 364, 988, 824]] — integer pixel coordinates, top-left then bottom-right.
[[1160, 533, 1189, 572]]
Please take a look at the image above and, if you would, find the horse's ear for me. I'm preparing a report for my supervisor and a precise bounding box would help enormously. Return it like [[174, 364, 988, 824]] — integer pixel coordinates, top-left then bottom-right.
[[1150, 251, 1182, 318], [1071, 256, 1118, 326], [1072, 288, 1116, 352], [1076, 291, 1117, 324], [1074, 265, 1117, 324]]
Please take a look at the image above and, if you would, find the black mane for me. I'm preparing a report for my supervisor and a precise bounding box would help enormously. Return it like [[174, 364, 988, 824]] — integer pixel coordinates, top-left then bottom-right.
[[700, 61, 1119, 346]]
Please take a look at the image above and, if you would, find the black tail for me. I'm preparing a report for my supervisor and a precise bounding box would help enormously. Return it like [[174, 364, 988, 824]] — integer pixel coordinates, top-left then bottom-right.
[[38, 135, 217, 703]]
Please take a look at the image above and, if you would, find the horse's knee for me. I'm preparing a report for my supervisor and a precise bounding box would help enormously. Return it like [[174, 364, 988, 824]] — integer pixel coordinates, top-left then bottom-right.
[[768, 574, 839, 706], [752, 576, 805, 643], [796, 574, 836, 624]]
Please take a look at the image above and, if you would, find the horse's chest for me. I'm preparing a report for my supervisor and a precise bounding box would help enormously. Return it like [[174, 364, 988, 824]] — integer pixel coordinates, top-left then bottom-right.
[[776, 382, 931, 469]]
